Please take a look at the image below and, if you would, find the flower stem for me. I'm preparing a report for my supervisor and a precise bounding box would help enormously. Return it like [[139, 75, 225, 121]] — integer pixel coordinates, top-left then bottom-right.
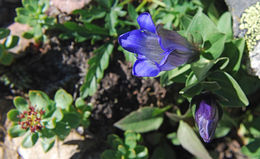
[[118, 0, 132, 7], [136, 0, 148, 12]]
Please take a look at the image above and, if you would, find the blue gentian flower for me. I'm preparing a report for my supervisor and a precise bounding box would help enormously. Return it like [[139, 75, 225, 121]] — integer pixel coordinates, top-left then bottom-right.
[[195, 98, 219, 143], [118, 12, 197, 77]]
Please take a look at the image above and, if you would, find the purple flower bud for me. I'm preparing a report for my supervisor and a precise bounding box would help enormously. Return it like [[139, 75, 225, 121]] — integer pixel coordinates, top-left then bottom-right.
[[195, 98, 219, 143], [118, 12, 198, 77]]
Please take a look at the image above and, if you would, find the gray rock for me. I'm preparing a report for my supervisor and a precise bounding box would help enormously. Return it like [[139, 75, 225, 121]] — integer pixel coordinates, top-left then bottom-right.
[[224, 0, 259, 37], [248, 43, 260, 77], [225, 0, 260, 78]]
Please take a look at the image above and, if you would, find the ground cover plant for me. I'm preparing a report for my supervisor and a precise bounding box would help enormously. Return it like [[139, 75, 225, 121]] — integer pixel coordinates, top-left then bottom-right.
[[1, 0, 260, 159]]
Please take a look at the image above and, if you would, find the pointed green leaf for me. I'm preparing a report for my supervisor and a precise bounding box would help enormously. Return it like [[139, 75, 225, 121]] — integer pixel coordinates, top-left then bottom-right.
[[160, 64, 191, 86], [80, 44, 114, 98], [217, 12, 232, 41], [114, 107, 164, 133], [186, 9, 218, 41], [205, 32, 226, 59], [191, 56, 215, 80], [177, 121, 212, 159], [208, 71, 249, 107]]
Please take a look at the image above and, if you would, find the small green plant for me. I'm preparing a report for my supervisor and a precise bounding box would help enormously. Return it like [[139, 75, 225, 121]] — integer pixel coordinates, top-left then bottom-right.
[[0, 28, 19, 66], [101, 131, 149, 159], [15, 0, 56, 43], [7, 89, 91, 152]]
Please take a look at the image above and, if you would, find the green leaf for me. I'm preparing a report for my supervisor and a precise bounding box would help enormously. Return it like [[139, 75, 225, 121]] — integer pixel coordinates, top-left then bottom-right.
[[167, 132, 180, 146], [241, 138, 260, 158], [135, 145, 149, 159], [52, 108, 63, 122], [7, 109, 20, 122], [0, 28, 10, 40], [8, 125, 26, 137], [205, 32, 226, 59], [208, 71, 249, 107], [16, 8, 30, 16], [15, 15, 31, 24], [80, 44, 114, 98], [96, 0, 115, 9], [0, 51, 13, 66], [186, 9, 218, 42], [177, 121, 212, 159], [84, 23, 109, 36], [191, 56, 214, 80], [160, 64, 191, 86], [107, 134, 123, 149], [29, 90, 50, 111], [232, 38, 245, 71], [33, 25, 43, 38], [44, 117, 56, 129], [128, 4, 138, 22], [114, 107, 164, 133], [215, 113, 236, 138], [217, 12, 232, 41], [62, 112, 80, 129], [13, 96, 29, 112], [73, 8, 106, 23], [22, 31, 34, 39], [4, 35, 19, 49], [53, 122, 70, 140], [207, 2, 219, 24], [105, 9, 118, 36], [41, 136, 55, 152], [54, 89, 73, 110], [22, 133, 39, 148], [75, 97, 86, 110], [180, 72, 202, 98], [222, 39, 245, 72], [201, 81, 221, 91]]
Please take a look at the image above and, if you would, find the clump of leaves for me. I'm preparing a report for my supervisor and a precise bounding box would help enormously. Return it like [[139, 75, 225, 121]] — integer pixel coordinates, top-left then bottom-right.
[[101, 131, 149, 159], [0, 28, 19, 66], [15, 0, 56, 43], [7, 89, 91, 152]]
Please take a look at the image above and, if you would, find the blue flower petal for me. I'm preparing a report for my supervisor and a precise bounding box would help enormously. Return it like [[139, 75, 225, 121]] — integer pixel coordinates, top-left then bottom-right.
[[133, 59, 160, 77], [137, 12, 156, 34], [156, 24, 193, 52], [118, 29, 164, 63], [159, 50, 193, 71]]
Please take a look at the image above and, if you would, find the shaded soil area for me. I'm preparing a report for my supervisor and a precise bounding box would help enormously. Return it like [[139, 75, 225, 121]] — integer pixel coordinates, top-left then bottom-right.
[[0, 1, 250, 159]]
